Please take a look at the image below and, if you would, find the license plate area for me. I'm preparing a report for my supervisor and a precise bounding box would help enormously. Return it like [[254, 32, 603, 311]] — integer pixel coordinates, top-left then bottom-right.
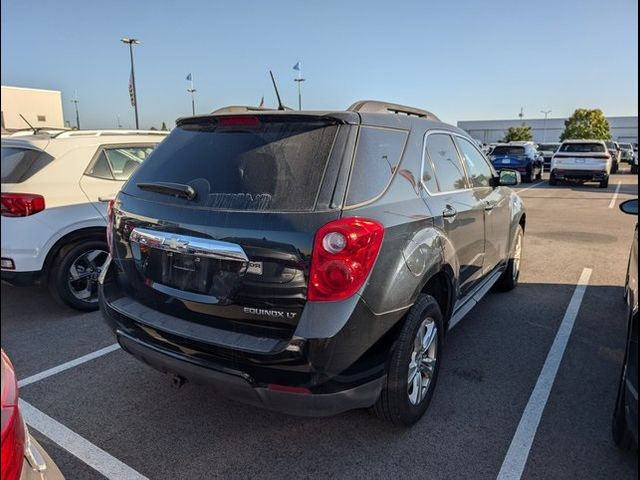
[[151, 249, 245, 294]]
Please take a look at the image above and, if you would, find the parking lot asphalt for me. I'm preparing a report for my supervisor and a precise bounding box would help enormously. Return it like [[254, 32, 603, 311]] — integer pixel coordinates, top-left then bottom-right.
[[1, 170, 638, 480]]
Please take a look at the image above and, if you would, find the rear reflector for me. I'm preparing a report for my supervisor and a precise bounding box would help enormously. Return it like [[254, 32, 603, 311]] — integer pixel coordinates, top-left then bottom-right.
[[267, 384, 311, 394], [0, 258, 15, 270], [1, 193, 45, 217]]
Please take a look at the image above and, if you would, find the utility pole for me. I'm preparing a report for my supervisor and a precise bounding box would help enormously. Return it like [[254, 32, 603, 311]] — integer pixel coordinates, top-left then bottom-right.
[[121, 37, 140, 129], [518, 107, 525, 125], [71, 90, 80, 129], [540, 109, 552, 142]]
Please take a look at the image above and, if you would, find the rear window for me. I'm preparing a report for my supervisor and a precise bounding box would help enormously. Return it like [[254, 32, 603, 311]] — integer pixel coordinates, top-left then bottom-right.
[[126, 116, 339, 211], [1, 147, 47, 184], [559, 143, 606, 153], [346, 126, 408, 205], [538, 144, 559, 151], [491, 146, 525, 156]]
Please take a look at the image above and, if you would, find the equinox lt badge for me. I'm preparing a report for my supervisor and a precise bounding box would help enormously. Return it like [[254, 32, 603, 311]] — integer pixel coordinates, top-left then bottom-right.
[[243, 307, 297, 319]]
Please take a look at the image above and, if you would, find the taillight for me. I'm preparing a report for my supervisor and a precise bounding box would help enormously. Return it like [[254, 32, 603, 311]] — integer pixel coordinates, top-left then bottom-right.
[[217, 116, 261, 128], [106, 200, 114, 254], [308, 217, 384, 302], [0, 193, 45, 217], [1, 350, 25, 480]]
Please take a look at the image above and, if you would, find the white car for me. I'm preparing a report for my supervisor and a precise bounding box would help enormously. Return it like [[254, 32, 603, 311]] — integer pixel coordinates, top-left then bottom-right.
[[1, 130, 167, 310], [549, 139, 612, 188]]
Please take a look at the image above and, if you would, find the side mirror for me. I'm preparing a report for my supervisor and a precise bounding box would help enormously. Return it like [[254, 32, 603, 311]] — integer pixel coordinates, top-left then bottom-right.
[[493, 169, 521, 187], [620, 199, 638, 215]]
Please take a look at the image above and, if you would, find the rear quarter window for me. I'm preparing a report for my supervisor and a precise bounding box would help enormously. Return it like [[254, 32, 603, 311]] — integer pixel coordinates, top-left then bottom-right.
[[345, 126, 408, 206], [1, 147, 52, 184]]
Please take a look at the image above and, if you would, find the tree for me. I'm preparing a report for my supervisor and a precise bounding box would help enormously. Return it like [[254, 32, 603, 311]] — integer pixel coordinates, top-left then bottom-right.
[[560, 108, 611, 141], [501, 125, 533, 142]]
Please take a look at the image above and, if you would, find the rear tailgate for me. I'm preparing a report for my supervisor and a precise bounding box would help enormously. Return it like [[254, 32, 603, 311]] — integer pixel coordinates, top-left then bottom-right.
[[109, 114, 356, 339]]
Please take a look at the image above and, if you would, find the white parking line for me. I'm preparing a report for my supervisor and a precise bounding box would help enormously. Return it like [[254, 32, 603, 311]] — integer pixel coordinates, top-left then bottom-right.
[[18, 344, 120, 388], [516, 181, 545, 194], [608, 181, 622, 209], [497, 267, 592, 480], [20, 399, 148, 480]]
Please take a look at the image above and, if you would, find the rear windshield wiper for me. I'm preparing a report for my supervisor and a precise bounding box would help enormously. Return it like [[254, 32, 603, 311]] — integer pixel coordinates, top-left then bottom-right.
[[137, 182, 196, 201]]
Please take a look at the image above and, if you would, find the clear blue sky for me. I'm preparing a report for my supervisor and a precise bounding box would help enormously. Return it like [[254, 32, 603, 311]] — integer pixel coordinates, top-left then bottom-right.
[[1, 0, 637, 129]]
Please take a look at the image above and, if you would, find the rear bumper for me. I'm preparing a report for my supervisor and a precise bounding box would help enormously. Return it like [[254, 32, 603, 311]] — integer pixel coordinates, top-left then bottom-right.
[[116, 331, 384, 416], [98, 266, 398, 416], [1, 269, 42, 286], [551, 169, 608, 181]]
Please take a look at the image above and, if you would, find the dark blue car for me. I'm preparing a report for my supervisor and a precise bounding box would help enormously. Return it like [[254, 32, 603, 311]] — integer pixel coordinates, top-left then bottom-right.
[[490, 143, 543, 183]]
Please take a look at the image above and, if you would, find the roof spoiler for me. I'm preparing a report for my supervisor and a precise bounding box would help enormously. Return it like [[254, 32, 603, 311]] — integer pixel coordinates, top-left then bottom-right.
[[347, 100, 440, 121], [211, 105, 294, 114]]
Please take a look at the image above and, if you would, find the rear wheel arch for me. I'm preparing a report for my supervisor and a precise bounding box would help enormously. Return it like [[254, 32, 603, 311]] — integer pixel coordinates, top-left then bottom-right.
[[43, 227, 107, 277], [420, 268, 456, 332]]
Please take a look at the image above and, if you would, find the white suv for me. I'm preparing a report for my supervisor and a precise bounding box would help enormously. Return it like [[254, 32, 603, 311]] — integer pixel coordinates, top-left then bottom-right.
[[1, 130, 167, 310]]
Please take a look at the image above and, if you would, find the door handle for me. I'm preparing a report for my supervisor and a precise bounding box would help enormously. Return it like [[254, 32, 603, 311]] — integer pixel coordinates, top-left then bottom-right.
[[484, 201, 495, 211], [442, 205, 457, 218]]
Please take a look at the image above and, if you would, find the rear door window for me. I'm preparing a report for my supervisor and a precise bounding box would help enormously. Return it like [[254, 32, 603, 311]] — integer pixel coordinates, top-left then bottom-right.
[[126, 117, 340, 211], [1, 147, 46, 184], [346, 126, 408, 205], [426, 133, 469, 192]]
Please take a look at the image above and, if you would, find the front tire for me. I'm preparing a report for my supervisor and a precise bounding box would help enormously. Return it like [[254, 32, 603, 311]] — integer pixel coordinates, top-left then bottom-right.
[[496, 224, 524, 292], [599, 177, 610, 188], [371, 294, 444, 426], [49, 238, 109, 311]]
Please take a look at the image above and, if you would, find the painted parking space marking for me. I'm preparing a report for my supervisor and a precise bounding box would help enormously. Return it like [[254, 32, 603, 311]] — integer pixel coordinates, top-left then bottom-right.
[[20, 399, 148, 480], [497, 267, 592, 480], [608, 181, 622, 209], [515, 181, 545, 194], [18, 344, 120, 388]]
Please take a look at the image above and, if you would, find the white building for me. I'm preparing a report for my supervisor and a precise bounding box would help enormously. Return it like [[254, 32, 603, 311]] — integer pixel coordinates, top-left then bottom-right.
[[1, 85, 65, 133], [457, 116, 638, 144]]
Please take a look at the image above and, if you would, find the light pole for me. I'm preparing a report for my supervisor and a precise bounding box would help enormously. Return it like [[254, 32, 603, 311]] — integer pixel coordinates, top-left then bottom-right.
[[71, 89, 80, 129], [540, 109, 552, 142], [121, 37, 140, 129], [293, 62, 304, 110], [187, 74, 196, 116]]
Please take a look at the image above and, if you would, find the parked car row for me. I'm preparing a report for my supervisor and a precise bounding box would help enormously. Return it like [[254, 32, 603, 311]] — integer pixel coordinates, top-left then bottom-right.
[[488, 142, 544, 182]]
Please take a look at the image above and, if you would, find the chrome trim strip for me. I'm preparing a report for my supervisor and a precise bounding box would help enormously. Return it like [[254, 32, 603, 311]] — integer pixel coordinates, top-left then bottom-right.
[[130, 228, 249, 263]]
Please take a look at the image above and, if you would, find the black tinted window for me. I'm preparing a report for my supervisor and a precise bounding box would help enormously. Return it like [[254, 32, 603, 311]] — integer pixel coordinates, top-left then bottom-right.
[[2, 147, 44, 184], [559, 142, 606, 153], [346, 126, 408, 205], [127, 117, 338, 211], [456, 137, 493, 188], [491, 146, 526, 156], [426, 134, 468, 192]]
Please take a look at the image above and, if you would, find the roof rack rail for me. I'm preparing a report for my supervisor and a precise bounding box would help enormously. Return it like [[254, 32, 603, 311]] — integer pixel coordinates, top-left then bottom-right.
[[211, 105, 294, 114], [347, 100, 440, 121], [55, 130, 169, 138]]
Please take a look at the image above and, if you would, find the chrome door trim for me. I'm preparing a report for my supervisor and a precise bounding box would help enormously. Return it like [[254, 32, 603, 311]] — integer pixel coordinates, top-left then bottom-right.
[[130, 228, 249, 263]]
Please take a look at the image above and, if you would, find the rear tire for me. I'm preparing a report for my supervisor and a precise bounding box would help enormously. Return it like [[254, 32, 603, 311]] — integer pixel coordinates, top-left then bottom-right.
[[631, 164, 638, 174], [49, 238, 109, 311], [535, 167, 543, 180], [599, 177, 610, 188], [523, 171, 533, 183], [496, 224, 524, 292], [371, 294, 444, 426], [548, 173, 558, 186]]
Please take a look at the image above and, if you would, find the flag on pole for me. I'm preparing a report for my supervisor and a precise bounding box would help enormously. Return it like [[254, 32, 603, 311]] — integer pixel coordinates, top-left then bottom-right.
[[186, 73, 192, 81], [258, 96, 265, 108], [293, 61, 301, 71], [128, 69, 136, 107]]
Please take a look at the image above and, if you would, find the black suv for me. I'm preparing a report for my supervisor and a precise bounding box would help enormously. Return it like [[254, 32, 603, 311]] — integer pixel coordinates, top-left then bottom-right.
[[99, 100, 526, 425]]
